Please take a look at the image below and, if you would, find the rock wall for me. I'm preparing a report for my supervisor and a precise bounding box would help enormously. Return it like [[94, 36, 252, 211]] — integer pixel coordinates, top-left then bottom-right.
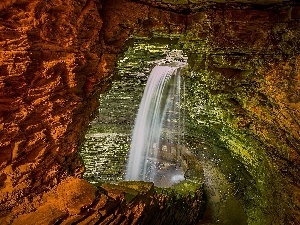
[[0, 0, 299, 224], [0, 0, 200, 224], [183, 6, 300, 224], [0, 0, 103, 218]]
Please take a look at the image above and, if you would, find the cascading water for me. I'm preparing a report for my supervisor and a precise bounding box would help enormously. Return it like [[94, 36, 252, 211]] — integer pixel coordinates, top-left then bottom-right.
[[125, 63, 186, 187]]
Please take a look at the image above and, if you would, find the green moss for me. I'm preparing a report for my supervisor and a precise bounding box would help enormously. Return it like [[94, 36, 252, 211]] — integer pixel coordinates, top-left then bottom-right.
[[171, 180, 202, 196], [183, 50, 290, 224], [117, 181, 154, 193], [162, 0, 188, 4]]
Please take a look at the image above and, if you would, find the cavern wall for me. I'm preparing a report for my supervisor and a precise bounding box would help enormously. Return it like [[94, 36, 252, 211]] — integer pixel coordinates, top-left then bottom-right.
[[0, 0, 103, 214], [183, 6, 300, 224], [0, 0, 299, 224]]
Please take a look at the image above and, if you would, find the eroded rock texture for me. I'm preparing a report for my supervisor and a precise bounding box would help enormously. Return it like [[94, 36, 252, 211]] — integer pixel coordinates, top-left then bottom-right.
[[0, 0, 201, 224], [183, 6, 300, 224], [8, 179, 204, 225], [0, 0, 300, 224], [0, 0, 103, 220]]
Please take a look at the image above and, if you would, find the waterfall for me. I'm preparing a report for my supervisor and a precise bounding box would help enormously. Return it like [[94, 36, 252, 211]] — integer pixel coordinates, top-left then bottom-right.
[[125, 65, 184, 185]]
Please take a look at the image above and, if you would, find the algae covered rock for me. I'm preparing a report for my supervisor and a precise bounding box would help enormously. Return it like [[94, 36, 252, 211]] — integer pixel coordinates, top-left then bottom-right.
[[99, 180, 205, 225]]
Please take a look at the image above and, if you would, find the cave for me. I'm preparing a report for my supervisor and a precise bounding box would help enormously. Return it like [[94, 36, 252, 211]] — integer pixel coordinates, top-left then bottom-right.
[[0, 0, 299, 224]]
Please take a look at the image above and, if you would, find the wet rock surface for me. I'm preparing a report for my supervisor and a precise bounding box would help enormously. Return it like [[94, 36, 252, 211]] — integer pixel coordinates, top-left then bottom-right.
[[2, 178, 204, 225], [0, 0, 299, 224]]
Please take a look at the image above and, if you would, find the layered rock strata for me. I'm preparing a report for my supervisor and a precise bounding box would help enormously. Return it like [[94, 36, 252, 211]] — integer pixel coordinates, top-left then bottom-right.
[[0, 0, 299, 224], [9, 178, 204, 225]]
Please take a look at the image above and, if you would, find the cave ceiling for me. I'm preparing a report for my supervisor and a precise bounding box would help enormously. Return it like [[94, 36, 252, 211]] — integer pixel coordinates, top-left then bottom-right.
[[131, 0, 294, 12]]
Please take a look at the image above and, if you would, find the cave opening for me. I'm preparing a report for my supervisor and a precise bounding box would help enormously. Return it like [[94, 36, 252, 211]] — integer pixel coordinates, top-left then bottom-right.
[[79, 1, 299, 223], [80, 37, 188, 184], [80, 36, 209, 222], [79, 36, 270, 225]]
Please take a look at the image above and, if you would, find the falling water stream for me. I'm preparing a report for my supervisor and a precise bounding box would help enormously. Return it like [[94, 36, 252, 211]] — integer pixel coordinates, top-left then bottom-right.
[[125, 65, 185, 187]]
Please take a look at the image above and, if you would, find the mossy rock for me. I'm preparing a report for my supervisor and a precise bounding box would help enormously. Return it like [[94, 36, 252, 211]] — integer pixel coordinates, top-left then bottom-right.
[[117, 181, 155, 193], [162, 0, 189, 5]]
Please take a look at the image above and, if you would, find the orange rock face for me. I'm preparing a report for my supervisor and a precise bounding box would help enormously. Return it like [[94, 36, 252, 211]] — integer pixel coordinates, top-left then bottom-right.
[[0, 0, 103, 217], [0, 0, 300, 224]]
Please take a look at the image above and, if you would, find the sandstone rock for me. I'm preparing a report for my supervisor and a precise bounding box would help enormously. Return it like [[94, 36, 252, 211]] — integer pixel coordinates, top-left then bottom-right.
[[12, 204, 67, 225], [0, 0, 299, 224], [0, 0, 103, 219]]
